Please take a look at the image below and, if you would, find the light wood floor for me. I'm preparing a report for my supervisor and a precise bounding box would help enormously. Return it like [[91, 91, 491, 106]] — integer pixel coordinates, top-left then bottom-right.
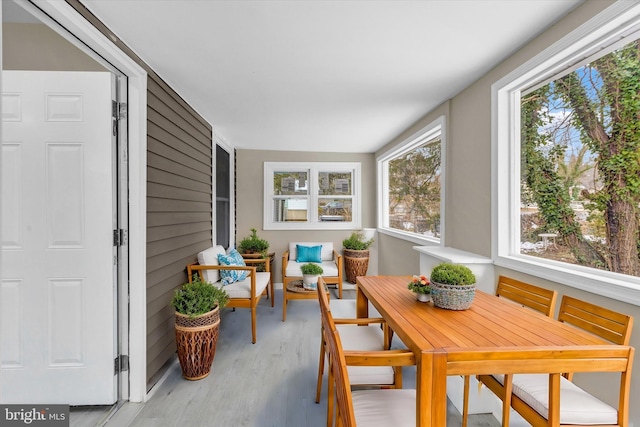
[[76, 286, 500, 426]]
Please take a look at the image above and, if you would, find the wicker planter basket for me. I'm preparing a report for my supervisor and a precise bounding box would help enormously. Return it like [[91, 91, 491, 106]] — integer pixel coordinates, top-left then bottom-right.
[[175, 306, 221, 380], [431, 282, 476, 310], [343, 249, 370, 283]]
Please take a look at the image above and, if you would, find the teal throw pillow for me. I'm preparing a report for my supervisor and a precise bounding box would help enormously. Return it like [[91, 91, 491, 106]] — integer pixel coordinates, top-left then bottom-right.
[[297, 244, 322, 263], [217, 249, 248, 285]]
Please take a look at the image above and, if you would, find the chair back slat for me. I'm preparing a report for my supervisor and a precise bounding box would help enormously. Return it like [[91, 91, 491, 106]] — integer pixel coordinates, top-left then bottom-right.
[[317, 278, 357, 427], [496, 276, 558, 317], [558, 295, 633, 345]]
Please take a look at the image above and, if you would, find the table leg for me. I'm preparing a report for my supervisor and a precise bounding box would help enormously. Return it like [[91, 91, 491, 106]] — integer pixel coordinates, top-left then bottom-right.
[[416, 351, 433, 427], [432, 350, 447, 425], [356, 283, 368, 318]]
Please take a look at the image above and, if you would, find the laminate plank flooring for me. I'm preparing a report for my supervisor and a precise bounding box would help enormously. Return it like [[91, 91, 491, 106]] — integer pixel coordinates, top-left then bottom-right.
[[75, 286, 500, 426]]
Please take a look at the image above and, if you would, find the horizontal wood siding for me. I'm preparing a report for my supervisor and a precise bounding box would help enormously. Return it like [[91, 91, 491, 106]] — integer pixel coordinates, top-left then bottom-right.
[[146, 79, 213, 383], [64, 0, 214, 387]]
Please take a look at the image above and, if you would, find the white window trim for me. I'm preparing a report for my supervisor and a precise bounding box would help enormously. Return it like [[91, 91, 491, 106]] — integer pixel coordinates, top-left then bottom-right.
[[492, 1, 640, 305], [263, 162, 361, 230], [376, 116, 445, 246]]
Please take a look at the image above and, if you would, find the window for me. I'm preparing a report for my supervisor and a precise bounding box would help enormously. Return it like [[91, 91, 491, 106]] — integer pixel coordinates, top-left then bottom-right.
[[216, 145, 231, 248], [263, 162, 361, 230], [494, 2, 640, 301], [377, 117, 444, 244]]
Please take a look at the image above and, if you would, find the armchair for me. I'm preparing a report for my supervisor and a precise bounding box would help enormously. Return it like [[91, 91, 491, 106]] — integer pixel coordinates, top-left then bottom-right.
[[282, 241, 343, 298], [187, 246, 273, 344]]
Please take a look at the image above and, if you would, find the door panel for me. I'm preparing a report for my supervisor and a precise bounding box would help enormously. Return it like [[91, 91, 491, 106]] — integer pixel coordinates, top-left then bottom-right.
[[1, 70, 116, 405]]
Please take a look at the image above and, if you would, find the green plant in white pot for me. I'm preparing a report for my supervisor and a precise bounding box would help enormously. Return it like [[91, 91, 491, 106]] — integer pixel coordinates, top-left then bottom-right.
[[300, 263, 323, 291], [429, 263, 476, 310]]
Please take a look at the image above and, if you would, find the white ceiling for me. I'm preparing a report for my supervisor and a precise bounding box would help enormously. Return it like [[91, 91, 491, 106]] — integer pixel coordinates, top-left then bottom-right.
[[79, 0, 583, 153]]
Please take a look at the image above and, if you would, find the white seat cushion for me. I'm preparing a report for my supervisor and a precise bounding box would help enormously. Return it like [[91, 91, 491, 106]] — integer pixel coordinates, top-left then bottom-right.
[[217, 271, 271, 300], [330, 299, 381, 318], [495, 374, 618, 425], [348, 365, 394, 386], [352, 389, 416, 426], [286, 260, 339, 277], [336, 324, 385, 351]]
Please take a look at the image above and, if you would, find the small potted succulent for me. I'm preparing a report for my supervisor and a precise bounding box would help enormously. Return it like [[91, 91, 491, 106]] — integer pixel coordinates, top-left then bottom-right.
[[300, 263, 324, 291], [342, 231, 374, 283], [407, 274, 432, 302], [429, 263, 476, 310]]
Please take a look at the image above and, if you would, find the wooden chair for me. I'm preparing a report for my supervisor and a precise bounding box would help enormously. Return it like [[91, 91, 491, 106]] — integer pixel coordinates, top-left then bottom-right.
[[187, 246, 274, 344], [315, 282, 397, 421], [477, 294, 634, 427], [462, 276, 558, 427], [317, 280, 416, 427]]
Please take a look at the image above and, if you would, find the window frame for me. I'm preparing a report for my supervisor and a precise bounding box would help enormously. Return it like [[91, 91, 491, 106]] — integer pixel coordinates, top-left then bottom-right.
[[376, 116, 445, 246], [263, 161, 361, 230], [493, 1, 640, 304]]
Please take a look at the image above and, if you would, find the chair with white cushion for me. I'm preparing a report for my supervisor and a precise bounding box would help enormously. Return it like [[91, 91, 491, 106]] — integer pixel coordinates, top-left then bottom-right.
[[282, 242, 343, 298], [317, 280, 416, 427], [187, 245, 273, 344], [462, 276, 558, 426], [477, 294, 634, 427]]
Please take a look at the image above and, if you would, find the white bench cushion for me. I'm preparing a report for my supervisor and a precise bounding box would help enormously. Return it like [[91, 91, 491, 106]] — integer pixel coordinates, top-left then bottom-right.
[[288, 242, 334, 261], [286, 260, 339, 277], [197, 246, 226, 283], [495, 373, 618, 425], [352, 389, 416, 426]]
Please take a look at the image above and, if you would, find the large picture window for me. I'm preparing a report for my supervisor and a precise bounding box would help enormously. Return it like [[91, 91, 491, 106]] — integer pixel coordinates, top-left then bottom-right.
[[494, 2, 640, 302], [377, 117, 444, 244], [264, 162, 360, 230]]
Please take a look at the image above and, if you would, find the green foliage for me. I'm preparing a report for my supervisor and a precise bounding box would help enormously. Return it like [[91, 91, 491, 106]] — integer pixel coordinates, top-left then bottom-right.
[[429, 263, 476, 286], [300, 263, 323, 275], [171, 274, 229, 317], [238, 228, 269, 255], [407, 275, 431, 294], [342, 231, 374, 250]]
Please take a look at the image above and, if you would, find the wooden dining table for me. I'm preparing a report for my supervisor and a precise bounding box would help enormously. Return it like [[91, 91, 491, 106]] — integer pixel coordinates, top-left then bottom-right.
[[355, 276, 632, 427]]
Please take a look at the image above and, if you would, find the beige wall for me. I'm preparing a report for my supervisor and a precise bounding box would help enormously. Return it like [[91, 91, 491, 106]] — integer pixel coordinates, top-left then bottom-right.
[[236, 150, 375, 282], [3, 23, 105, 71]]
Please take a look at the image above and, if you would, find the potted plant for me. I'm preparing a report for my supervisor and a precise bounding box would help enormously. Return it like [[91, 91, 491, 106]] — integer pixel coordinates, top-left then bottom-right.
[[429, 263, 476, 310], [407, 274, 432, 302], [342, 231, 374, 283], [171, 274, 229, 380], [238, 228, 270, 257], [300, 263, 323, 291]]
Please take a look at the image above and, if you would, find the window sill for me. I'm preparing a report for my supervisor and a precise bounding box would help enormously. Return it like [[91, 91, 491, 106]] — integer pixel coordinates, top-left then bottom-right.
[[377, 227, 441, 247]]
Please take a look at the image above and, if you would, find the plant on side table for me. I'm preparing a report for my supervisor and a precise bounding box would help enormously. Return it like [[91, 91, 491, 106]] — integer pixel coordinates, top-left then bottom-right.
[[342, 230, 374, 283], [407, 274, 432, 302], [238, 227, 270, 257], [429, 262, 476, 310], [171, 274, 229, 380], [300, 263, 323, 291]]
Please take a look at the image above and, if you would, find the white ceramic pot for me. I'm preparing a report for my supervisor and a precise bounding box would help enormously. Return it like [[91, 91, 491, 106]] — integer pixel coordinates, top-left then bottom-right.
[[416, 292, 431, 303], [302, 274, 320, 290]]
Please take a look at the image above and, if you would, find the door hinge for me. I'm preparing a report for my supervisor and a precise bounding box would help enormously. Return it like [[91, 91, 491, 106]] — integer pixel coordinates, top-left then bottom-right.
[[112, 101, 127, 120], [114, 355, 129, 374], [113, 229, 128, 247]]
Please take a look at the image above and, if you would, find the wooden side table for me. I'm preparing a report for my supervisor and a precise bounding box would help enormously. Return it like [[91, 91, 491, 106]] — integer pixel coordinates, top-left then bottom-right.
[[282, 279, 330, 322], [241, 252, 275, 286]]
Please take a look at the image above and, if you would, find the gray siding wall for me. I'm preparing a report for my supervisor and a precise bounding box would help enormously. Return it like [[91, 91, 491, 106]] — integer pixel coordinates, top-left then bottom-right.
[[66, 0, 214, 386]]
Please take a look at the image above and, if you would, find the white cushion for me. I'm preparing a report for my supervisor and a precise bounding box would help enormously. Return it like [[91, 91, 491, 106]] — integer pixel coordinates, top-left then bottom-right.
[[288, 242, 334, 261], [348, 365, 394, 386], [352, 389, 416, 426], [495, 374, 618, 425], [336, 324, 385, 351], [330, 299, 381, 319], [286, 260, 339, 277], [197, 246, 226, 284], [221, 271, 271, 300]]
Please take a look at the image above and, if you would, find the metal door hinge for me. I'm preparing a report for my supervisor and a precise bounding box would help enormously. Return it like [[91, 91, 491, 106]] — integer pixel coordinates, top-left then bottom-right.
[[112, 101, 127, 120], [113, 229, 128, 247], [114, 355, 129, 374]]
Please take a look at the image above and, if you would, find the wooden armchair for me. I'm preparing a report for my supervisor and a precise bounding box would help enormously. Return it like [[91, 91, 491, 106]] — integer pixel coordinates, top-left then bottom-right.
[[187, 246, 273, 344], [282, 241, 343, 298], [317, 280, 416, 427], [477, 295, 634, 427]]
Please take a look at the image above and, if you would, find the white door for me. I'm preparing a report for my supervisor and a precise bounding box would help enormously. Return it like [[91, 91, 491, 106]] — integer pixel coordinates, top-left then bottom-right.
[[1, 70, 116, 405]]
